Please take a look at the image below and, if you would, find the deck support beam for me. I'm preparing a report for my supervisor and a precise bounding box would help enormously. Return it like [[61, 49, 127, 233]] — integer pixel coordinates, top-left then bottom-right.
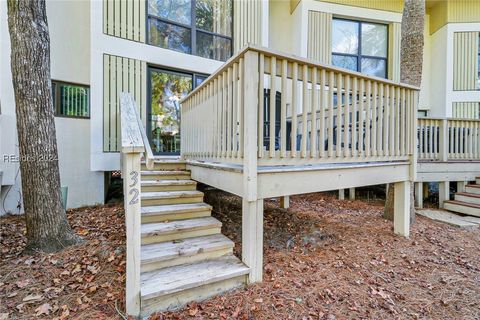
[[242, 199, 264, 283], [415, 182, 423, 208], [394, 181, 410, 237], [280, 196, 290, 209], [438, 181, 450, 208]]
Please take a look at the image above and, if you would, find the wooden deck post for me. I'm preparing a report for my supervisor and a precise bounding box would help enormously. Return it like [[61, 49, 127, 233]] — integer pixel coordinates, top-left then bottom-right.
[[349, 188, 355, 200], [123, 152, 142, 316], [280, 196, 290, 209], [394, 181, 410, 237], [438, 181, 450, 208], [457, 181, 466, 193], [338, 189, 345, 200], [242, 199, 263, 282], [414, 182, 423, 208], [241, 50, 263, 283]]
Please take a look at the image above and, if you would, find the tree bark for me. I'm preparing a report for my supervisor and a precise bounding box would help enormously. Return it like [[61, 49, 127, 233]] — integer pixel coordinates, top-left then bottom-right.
[[7, 0, 82, 253], [384, 0, 425, 223]]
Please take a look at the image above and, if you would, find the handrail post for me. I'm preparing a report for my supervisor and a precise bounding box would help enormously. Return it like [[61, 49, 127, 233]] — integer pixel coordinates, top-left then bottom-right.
[[241, 50, 263, 283], [120, 93, 144, 317], [439, 118, 448, 161], [122, 151, 141, 317], [410, 91, 419, 182]]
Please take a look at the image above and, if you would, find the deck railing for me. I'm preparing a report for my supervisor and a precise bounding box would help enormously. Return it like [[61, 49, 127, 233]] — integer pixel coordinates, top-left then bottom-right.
[[418, 117, 480, 161], [181, 45, 419, 167]]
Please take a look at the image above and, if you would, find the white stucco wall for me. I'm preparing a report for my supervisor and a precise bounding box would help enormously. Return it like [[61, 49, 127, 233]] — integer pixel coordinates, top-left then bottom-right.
[[0, 0, 103, 215], [269, 0, 294, 54]]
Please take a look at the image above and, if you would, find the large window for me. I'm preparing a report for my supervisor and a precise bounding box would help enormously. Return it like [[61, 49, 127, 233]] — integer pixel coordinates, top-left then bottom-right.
[[147, 0, 233, 62], [332, 19, 388, 78], [52, 81, 90, 118]]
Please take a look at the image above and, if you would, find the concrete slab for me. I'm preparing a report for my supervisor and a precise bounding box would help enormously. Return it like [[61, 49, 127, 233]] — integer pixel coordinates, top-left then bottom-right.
[[416, 209, 479, 229]]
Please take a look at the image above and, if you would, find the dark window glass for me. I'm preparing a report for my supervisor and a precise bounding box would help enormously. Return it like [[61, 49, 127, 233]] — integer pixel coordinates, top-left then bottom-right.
[[52, 81, 90, 118], [148, 0, 191, 25], [195, 0, 232, 37], [148, 19, 191, 54], [194, 74, 208, 87], [332, 55, 357, 72], [147, 0, 233, 61], [332, 19, 388, 78], [196, 32, 232, 61], [361, 58, 387, 78]]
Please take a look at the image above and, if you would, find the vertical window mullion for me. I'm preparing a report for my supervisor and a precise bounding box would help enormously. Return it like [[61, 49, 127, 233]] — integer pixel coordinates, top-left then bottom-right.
[[358, 22, 362, 73], [192, 0, 196, 55]]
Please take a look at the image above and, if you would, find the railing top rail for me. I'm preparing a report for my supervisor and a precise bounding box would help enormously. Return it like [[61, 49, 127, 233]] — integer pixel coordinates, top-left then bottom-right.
[[120, 93, 155, 169], [419, 116, 480, 122], [180, 44, 420, 103]]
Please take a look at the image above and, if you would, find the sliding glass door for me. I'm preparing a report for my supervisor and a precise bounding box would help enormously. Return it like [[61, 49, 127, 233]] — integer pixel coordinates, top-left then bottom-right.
[[148, 68, 206, 155]]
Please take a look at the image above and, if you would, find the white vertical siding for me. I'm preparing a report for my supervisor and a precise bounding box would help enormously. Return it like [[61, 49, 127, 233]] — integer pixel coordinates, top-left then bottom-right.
[[103, 54, 147, 152], [388, 22, 401, 82], [103, 0, 146, 43], [453, 102, 480, 119], [453, 32, 479, 91], [307, 11, 332, 64], [234, 0, 263, 52]]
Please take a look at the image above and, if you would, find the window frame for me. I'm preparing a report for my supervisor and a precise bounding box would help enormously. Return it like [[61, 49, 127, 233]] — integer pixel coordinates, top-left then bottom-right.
[[51, 80, 90, 119], [332, 18, 389, 78], [146, 0, 234, 61]]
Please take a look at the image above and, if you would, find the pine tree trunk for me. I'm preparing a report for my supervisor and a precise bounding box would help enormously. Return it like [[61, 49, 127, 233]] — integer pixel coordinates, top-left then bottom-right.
[[384, 0, 425, 223], [7, 0, 82, 253]]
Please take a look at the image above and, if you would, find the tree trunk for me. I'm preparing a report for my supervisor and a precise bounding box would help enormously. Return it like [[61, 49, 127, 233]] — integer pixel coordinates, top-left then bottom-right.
[[7, 0, 82, 253], [384, 0, 425, 223]]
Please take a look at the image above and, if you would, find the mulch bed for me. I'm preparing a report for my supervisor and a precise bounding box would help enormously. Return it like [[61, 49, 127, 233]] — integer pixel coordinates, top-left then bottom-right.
[[1, 192, 479, 319]]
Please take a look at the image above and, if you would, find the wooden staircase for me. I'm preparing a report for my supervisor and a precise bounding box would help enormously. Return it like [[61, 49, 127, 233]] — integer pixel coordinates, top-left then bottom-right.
[[444, 177, 480, 217], [138, 159, 249, 316]]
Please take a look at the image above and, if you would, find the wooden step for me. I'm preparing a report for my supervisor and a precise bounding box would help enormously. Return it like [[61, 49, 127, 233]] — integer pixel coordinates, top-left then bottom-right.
[[141, 170, 190, 180], [141, 203, 212, 223], [465, 184, 480, 195], [141, 161, 186, 171], [140, 255, 249, 315], [455, 192, 480, 205], [141, 179, 197, 192], [141, 190, 203, 206], [141, 234, 234, 272], [444, 200, 480, 217], [141, 217, 222, 244]]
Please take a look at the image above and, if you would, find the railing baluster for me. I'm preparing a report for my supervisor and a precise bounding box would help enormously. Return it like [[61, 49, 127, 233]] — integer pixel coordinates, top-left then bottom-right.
[[319, 69, 326, 158], [389, 86, 395, 156], [358, 78, 365, 157], [336, 73, 342, 158], [311, 67, 318, 158], [280, 59, 287, 158], [343, 75, 350, 158], [227, 67, 232, 158], [371, 82, 377, 157], [291, 62, 298, 158], [233, 62, 238, 158], [383, 84, 389, 157], [301, 65, 309, 158], [365, 80, 372, 158], [351, 77, 358, 158], [270, 56, 277, 158], [378, 83, 384, 157], [327, 71, 335, 158], [239, 57, 244, 158]]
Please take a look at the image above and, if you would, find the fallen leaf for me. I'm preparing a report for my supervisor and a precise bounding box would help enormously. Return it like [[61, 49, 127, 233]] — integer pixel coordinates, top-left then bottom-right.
[[188, 307, 198, 316], [16, 279, 31, 288], [22, 294, 43, 302], [254, 298, 263, 303], [35, 303, 52, 316]]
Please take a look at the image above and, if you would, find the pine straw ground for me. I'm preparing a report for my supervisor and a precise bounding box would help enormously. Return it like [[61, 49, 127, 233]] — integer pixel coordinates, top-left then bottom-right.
[[1, 192, 479, 320]]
